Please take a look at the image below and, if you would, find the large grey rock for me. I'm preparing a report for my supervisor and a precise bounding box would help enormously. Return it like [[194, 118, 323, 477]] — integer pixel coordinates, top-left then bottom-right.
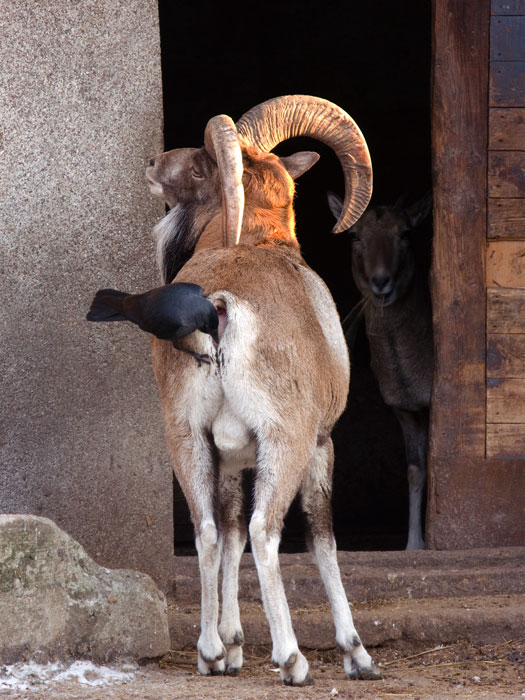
[[0, 515, 170, 664], [0, 0, 176, 590]]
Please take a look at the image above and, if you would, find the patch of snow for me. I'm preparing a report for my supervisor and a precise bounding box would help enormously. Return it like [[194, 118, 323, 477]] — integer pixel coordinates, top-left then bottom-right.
[[0, 660, 137, 691]]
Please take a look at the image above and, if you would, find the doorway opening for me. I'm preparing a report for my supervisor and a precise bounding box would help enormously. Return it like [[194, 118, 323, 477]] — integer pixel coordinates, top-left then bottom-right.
[[158, 0, 432, 553]]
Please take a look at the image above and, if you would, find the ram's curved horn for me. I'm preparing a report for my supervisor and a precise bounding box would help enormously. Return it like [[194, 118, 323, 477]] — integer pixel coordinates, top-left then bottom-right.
[[204, 115, 244, 247], [236, 95, 372, 232]]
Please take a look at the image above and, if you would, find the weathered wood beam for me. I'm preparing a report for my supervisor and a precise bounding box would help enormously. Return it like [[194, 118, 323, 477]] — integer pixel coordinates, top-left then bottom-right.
[[430, 0, 489, 461]]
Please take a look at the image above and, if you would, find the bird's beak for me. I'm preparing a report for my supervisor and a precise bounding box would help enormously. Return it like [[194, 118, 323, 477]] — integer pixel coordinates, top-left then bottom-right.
[[211, 329, 219, 345]]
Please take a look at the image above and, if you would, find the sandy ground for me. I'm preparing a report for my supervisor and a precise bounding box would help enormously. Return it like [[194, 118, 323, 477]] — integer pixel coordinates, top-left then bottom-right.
[[2, 620, 523, 700], [1, 638, 523, 699]]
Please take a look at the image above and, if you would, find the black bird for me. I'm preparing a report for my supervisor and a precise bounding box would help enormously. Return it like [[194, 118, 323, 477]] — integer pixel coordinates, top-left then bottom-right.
[[86, 282, 219, 366]]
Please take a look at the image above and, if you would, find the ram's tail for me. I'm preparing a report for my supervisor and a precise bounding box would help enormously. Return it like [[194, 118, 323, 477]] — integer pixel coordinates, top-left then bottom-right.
[[86, 289, 129, 322]]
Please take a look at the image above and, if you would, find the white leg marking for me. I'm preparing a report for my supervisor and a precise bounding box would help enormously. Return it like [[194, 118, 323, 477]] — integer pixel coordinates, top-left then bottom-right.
[[407, 463, 426, 550], [249, 512, 312, 686], [312, 537, 380, 679], [219, 528, 246, 673], [304, 443, 382, 681], [195, 519, 226, 675]]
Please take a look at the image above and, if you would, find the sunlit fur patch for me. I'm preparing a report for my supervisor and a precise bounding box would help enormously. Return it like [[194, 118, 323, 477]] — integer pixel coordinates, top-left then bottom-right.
[[242, 148, 294, 210]]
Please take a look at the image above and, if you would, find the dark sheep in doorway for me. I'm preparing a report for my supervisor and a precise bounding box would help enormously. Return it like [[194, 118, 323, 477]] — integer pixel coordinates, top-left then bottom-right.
[[329, 191, 433, 550]]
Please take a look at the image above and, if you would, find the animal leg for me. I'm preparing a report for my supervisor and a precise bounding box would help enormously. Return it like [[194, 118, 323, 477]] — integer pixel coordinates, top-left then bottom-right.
[[167, 432, 225, 676], [395, 408, 428, 550], [217, 471, 247, 675], [249, 442, 314, 686], [301, 439, 381, 680]]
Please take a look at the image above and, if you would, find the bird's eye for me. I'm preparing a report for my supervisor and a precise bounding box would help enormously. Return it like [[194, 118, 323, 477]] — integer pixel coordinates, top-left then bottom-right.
[[192, 168, 204, 180]]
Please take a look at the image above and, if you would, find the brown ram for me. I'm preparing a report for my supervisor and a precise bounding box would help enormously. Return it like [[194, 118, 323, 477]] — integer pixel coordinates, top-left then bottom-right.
[[145, 95, 380, 685]]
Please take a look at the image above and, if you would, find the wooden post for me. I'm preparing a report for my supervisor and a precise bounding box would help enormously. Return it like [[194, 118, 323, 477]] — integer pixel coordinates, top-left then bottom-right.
[[428, 0, 525, 548], [428, 0, 490, 546], [429, 0, 489, 462]]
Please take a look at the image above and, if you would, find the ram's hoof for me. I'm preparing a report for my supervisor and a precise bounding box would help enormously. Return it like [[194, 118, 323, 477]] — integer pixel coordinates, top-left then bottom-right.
[[346, 660, 382, 680]]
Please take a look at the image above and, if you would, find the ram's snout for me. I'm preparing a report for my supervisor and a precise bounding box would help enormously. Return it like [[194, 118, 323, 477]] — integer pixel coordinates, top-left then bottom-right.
[[146, 158, 164, 198]]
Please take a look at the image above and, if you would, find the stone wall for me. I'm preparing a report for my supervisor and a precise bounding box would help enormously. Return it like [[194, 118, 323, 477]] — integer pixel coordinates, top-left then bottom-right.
[[0, 1, 176, 590]]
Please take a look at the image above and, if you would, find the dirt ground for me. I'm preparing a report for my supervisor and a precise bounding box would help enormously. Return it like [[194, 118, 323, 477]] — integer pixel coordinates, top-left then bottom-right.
[[2, 608, 523, 700], [1, 637, 523, 699]]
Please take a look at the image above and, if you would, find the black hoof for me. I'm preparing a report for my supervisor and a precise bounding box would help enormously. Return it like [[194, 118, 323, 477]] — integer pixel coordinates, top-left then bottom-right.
[[347, 661, 382, 680], [283, 672, 314, 686], [225, 665, 241, 676]]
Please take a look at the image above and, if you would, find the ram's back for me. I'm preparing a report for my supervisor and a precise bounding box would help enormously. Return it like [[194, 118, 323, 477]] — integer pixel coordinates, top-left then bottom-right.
[[151, 243, 349, 437]]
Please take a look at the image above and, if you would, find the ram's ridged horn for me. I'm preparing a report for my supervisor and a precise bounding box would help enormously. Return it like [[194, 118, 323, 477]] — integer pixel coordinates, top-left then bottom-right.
[[204, 115, 244, 247], [236, 95, 372, 232]]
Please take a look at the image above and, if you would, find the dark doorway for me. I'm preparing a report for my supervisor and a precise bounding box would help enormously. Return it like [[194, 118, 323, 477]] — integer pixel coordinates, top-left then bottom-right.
[[158, 0, 432, 553]]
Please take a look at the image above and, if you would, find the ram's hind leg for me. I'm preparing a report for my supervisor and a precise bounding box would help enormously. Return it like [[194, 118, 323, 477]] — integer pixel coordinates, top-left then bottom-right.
[[301, 439, 381, 680], [250, 440, 314, 686], [166, 432, 225, 676], [217, 470, 247, 674]]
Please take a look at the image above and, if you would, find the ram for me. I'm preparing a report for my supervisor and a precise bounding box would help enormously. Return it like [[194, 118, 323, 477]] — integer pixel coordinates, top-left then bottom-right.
[[329, 191, 433, 550], [99, 95, 380, 685]]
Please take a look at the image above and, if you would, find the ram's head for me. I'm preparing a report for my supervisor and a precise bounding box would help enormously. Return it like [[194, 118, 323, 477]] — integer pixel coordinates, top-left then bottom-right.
[[146, 95, 373, 251]]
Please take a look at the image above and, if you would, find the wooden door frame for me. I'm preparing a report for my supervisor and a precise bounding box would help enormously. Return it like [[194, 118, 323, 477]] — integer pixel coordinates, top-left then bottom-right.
[[428, 0, 524, 548]]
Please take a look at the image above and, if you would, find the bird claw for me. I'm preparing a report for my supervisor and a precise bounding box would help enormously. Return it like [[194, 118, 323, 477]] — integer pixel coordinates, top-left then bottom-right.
[[171, 341, 214, 367], [192, 352, 212, 367]]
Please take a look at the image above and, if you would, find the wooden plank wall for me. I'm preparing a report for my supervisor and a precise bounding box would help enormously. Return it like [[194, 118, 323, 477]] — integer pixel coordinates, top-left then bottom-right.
[[487, 0, 525, 458]]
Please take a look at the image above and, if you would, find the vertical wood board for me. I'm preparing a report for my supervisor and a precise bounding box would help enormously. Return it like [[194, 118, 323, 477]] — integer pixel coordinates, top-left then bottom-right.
[[488, 198, 525, 238], [489, 151, 525, 197], [486, 240, 525, 286], [489, 108, 525, 149], [430, 0, 489, 463], [487, 287, 525, 331], [490, 63, 525, 106], [487, 377, 525, 422], [491, 16, 525, 60]]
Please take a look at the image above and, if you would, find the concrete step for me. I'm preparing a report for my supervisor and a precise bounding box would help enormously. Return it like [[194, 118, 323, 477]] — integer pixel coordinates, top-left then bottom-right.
[[169, 594, 525, 651], [173, 547, 525, 605]]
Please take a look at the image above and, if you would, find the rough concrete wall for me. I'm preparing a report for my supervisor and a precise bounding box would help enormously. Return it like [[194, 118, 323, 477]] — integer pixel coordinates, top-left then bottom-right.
[[0, 1, 176, 590]]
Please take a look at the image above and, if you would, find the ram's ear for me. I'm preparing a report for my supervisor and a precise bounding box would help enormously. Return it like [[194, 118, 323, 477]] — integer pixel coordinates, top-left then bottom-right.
[[280, 151, 320, 180]]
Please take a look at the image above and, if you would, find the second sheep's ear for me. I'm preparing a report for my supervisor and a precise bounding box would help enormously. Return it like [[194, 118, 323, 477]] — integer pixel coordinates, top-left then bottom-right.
[[280, 151, 320, 180], [406, 191, 433, 229], [327, 190, 343, 221]]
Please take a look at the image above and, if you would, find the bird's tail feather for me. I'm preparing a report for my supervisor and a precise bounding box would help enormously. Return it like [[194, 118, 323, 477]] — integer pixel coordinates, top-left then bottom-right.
[[86, 288, 129, 322]]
